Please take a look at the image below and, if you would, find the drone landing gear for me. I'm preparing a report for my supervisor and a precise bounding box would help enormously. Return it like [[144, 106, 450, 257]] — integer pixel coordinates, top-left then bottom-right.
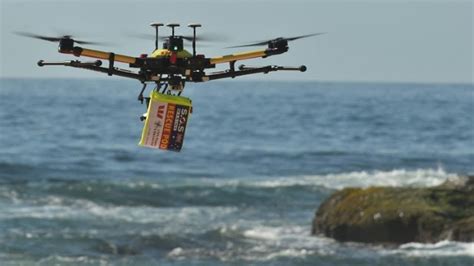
[[204, 64, 306, 81], [37, 60, 144, 81]]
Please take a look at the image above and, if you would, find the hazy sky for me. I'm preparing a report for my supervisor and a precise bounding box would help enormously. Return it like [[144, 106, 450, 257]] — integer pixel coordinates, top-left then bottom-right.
[[0, 0, 472, 83]]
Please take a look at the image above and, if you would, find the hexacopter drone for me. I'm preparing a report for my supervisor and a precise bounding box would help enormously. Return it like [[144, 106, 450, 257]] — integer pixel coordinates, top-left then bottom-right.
[[16, 23, 323, 152]]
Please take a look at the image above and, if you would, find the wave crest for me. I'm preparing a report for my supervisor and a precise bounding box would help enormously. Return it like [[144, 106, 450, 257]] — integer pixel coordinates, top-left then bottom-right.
[[246, 167, 458, 189]]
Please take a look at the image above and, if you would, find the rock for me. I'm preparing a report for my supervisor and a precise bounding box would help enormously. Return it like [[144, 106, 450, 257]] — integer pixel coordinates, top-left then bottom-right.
[[312, 176, 474, 244]]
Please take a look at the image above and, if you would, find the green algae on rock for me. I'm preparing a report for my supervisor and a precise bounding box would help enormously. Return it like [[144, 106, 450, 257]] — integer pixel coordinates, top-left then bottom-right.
[[312, 176, 474, 244]]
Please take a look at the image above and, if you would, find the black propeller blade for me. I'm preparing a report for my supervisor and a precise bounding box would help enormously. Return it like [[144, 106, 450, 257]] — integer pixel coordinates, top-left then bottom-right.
[[226, 32, 326, 48], [127, 32, 227, 42], [177, 33, 228, 42], [14, 32, 105, 45]]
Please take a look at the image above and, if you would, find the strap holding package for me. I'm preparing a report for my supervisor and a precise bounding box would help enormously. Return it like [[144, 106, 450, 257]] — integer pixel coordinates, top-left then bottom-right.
[[139, 91, 192, 152]]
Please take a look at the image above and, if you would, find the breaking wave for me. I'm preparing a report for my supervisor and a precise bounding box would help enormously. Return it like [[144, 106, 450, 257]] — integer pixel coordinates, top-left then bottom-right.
[[240, 167, 459, 189], [394, 241, 474, 257]]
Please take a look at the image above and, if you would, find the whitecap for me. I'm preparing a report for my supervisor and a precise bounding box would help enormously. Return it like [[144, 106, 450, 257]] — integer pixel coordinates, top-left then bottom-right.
[[241, 167, 458, 189], [0, 197, 238, 228], [392, 240, 474, 257]]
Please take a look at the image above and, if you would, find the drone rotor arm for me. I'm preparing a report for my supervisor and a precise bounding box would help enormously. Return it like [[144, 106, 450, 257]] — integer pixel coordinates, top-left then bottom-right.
[[198, 64, 306, 82], [209, 49, 267, 65], [227, 32, 326, 48], [209, 44, 289, 65], [59, 45, 138, 65]]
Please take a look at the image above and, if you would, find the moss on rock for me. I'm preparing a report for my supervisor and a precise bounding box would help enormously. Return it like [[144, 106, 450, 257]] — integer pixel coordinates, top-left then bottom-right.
[[312, 176, 474, 244]]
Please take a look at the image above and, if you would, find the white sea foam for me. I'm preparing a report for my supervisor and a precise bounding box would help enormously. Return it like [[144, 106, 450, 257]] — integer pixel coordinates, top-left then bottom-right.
[[214, 224, 474, 261], [240, 225, 338, 260], [263, 248, 315, 260], [35, 254, 156, 265], [234, 167, 458, 190], [392, 240, 474, 257], [176, 168, 458, 191], [0, 197, 237, 230], [37, 255, 101, 264], [6, 168, 453, 197], [164, 223, 339, 261], [243, 226, 283, 240]]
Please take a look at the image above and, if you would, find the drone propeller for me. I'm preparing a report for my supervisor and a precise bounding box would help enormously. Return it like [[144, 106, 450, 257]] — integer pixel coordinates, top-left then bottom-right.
[[128, 32, 227, 43], [14, 32, 105, 45], [178, 34, 227, 42], [226, 32, 326, 48]]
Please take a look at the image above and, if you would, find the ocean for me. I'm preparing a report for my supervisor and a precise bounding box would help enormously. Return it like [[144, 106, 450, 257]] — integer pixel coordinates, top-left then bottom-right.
[[0, 79, 473, 265]]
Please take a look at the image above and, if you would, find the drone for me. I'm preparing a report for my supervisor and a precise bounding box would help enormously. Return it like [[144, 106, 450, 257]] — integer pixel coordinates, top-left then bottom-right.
[[16, 23, 324, 151]]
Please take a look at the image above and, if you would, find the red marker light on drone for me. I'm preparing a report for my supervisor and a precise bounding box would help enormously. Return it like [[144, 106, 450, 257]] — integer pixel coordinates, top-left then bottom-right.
[[170, 52, 177, 64]]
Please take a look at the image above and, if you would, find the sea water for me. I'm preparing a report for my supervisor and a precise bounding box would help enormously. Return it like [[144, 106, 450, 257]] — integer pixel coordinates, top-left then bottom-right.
[[0, 79, 473, 265]]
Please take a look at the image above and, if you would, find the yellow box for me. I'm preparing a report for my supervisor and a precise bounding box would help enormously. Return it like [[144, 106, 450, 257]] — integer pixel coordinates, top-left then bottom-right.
[[139, 91, 192, 152]]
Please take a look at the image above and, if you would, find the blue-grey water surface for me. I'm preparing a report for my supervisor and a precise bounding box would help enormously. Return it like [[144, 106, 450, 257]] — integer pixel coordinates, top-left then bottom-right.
[[0, 79, 473, 265]]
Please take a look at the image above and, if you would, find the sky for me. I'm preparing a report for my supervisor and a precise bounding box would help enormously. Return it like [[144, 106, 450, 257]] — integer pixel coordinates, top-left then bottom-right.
[[0, 0, 472, 83]]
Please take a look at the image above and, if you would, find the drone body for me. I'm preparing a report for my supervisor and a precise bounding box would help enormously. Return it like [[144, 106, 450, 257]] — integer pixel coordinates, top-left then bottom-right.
[[17, 23, 323, 151]]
